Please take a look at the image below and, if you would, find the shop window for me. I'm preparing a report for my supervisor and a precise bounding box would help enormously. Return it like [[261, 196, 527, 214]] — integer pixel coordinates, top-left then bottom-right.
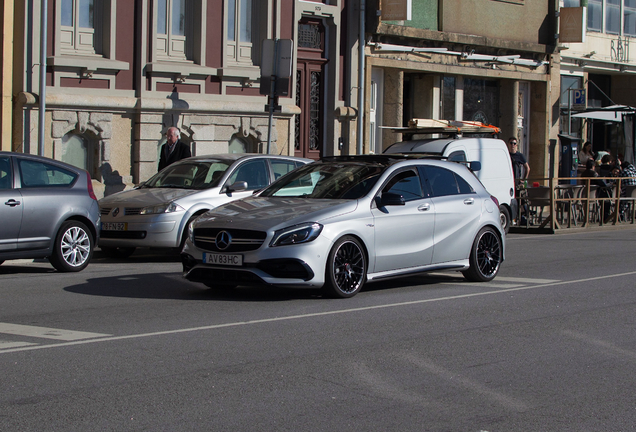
[[442, 76, 456, 121], [225, 0, 269, 66], [463, 79, 499, 127]]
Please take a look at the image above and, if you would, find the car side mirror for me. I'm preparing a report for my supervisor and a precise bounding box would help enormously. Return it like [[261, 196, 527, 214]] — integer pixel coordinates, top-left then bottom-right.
[[377, 192, 405, 207], [225, 181, 248, 193], [469, 161, 481, 172]]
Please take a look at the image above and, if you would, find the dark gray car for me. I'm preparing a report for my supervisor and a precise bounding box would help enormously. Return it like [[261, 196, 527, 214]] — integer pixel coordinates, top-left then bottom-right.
[[0, 151, 100, 271]]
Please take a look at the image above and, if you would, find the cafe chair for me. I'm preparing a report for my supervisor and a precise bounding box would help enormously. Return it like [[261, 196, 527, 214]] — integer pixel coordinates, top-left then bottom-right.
[[526, 186, 551, 225]]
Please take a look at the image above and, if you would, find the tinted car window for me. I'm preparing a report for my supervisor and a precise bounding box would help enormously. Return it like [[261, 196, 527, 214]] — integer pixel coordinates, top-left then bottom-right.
[[0, 157, 10, 189], [423, 165, 460, 197], [456, 173, 475, 194], [19, 159, 77, 188], [144, 161, 230, 189], [228, 159, 269, 190], [271, 159, 298, 181], [382, 170, 423, 202]]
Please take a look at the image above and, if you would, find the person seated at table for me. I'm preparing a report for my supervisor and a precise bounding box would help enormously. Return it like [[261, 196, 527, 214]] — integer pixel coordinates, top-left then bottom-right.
[[581, 159, 612, 222], [578, 142, 595, 167], [618, 161, 636, 215], [598, 154, 614, 180]]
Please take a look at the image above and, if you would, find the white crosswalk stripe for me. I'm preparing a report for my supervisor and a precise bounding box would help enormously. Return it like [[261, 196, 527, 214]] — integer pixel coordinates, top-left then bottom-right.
[[0, 323, 111, 351]]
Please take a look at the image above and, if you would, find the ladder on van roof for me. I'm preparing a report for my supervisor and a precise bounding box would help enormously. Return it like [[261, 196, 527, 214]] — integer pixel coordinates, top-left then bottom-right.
[[385, 119, 501, 139]]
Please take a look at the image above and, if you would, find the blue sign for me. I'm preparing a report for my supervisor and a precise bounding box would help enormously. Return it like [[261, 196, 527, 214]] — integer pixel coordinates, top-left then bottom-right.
[[573, 88, 586, 109]]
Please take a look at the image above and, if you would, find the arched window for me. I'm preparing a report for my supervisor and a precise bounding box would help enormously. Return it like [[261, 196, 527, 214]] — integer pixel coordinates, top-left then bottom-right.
[[61, 133, 90, 172]]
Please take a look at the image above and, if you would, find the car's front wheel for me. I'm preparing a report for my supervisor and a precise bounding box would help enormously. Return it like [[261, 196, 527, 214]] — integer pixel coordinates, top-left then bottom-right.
[[462, 227, 502, 282], [49, 221, 94, 272], [323, 236, 367, 298]]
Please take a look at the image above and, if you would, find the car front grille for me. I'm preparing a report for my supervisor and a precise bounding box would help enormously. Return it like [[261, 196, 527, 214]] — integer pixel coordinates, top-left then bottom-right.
[[99, 207, 143, 216], [193, 228, 266, 253]]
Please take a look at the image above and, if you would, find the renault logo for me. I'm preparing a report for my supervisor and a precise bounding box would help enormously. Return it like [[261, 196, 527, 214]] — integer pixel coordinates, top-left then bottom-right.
[[112, 207, 120, 217], [215, 231, 232, 250]]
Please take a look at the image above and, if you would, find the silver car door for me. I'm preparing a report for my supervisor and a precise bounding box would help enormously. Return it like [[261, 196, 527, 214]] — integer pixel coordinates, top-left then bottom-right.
[[423, 165, 481, 264], [371, 168, 435, 273], [0, 156, 21, 251], [16, 158, 77, 250]]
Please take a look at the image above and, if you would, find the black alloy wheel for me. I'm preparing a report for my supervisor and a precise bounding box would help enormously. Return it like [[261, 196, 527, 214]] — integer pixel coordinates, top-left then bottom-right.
[[462, 226, 502, 282], [323, 236, 367, 298]]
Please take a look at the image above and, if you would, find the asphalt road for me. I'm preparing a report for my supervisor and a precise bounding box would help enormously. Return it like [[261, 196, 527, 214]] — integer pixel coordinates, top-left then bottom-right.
[[1, 228, 636, 431]]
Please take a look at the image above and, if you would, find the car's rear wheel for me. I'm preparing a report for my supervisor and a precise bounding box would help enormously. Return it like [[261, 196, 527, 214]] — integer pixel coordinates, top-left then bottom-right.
[[322, 236, 367, 298], [101, 246, 136, 258], [50, 221, 94, 272], [462, 227, 502, 282], [499, 205, 511, 233]]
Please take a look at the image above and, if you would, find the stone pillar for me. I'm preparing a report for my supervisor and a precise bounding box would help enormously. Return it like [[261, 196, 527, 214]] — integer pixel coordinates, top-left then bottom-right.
[[382, 69, 404, 151]]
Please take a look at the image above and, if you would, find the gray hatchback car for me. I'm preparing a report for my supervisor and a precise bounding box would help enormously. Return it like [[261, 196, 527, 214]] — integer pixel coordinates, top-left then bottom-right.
[[0, 151, 100, 271]]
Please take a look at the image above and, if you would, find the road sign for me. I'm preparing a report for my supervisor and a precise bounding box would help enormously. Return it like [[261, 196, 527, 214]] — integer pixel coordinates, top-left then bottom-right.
[[572, 88, 586, 111]]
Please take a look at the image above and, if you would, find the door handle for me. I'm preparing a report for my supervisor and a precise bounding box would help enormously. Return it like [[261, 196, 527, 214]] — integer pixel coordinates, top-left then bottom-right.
[[463, 198, 474, 205], [5, 199, 21, 207], [418, 203, 430, 211]]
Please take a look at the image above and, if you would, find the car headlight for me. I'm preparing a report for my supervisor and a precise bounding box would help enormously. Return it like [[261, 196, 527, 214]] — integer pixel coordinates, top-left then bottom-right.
[[140, 202, 185, 215], [271, 223, 323, 247]]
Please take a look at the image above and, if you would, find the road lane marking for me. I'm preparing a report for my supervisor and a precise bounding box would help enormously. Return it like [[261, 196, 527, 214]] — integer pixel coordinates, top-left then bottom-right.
[[563, 330, 636, 361], [1, 270, 635, 355], [0, 323, 111, 341], [0, 340, 38, 349]]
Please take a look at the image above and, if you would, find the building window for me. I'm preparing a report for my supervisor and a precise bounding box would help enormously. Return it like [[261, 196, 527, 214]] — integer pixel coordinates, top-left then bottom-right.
[[606, 0, 621, 34], [61, 133, 95, 176], [625, 0, 636, 35], [228, 135, 251, 153], [156, 0, 192, 61], [225, 0, 269, 66], [60, 0, 101, 55], [588, 0, 603, 32]]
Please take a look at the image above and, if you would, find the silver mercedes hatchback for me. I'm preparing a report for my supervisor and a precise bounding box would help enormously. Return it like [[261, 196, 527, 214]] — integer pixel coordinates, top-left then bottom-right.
[[0, 151, 100, 272], [98, 154, 311, 257], [182, 155, 505, 298]]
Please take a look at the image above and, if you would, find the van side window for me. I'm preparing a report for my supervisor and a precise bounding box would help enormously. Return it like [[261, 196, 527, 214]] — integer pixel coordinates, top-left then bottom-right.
[[448, 151, 466, 162]]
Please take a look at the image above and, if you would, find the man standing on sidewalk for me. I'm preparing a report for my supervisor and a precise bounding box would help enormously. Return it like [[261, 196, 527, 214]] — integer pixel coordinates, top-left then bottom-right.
[[158, 127, 191, 171]]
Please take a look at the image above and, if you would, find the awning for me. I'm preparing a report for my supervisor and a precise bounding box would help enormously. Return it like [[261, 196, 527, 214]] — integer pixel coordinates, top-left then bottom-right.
[[571, 105, 636, 122]]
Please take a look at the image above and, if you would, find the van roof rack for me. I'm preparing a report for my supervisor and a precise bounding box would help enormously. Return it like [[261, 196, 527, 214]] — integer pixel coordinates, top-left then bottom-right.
[[385, 119, 501, 138]]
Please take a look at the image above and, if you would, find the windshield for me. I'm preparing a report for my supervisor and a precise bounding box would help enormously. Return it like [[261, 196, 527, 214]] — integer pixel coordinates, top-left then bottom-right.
[[260, 162, 383, 199], [143, 161, 231, 189]]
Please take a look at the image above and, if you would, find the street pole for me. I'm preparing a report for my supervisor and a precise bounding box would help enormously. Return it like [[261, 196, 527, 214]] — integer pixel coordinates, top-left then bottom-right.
[[38, 0, 48, 156], [266, 39, 279, 155]]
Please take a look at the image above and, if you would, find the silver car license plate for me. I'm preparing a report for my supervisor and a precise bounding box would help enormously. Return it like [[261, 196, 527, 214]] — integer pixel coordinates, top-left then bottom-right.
[[102, 222, 127, 231], [203, 253, 243, 266]]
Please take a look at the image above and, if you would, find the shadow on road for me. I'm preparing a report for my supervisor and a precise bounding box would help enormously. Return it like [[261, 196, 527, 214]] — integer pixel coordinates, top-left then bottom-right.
[[64, 267, 465, 302]]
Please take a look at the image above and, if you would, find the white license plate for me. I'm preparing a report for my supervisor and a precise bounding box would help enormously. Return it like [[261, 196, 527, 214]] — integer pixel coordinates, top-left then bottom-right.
[[102, 222, 127, 231], [203, 253, 243, 266]]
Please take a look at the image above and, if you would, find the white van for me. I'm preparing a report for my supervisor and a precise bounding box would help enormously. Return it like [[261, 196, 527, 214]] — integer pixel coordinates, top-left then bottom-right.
[[384, 137, 516, 232]]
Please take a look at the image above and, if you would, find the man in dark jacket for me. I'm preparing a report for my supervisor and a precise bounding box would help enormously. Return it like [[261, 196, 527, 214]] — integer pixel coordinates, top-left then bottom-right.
[[158, 127, 191, 171]]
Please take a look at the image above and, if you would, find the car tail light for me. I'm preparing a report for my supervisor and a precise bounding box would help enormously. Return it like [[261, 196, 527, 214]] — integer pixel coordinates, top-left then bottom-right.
[[86, 171, 97, 201], [490, 195, 499, 207]]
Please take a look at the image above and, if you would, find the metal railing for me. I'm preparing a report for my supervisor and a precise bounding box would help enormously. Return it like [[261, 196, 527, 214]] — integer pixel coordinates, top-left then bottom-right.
[[514, 176, 636, 232]]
